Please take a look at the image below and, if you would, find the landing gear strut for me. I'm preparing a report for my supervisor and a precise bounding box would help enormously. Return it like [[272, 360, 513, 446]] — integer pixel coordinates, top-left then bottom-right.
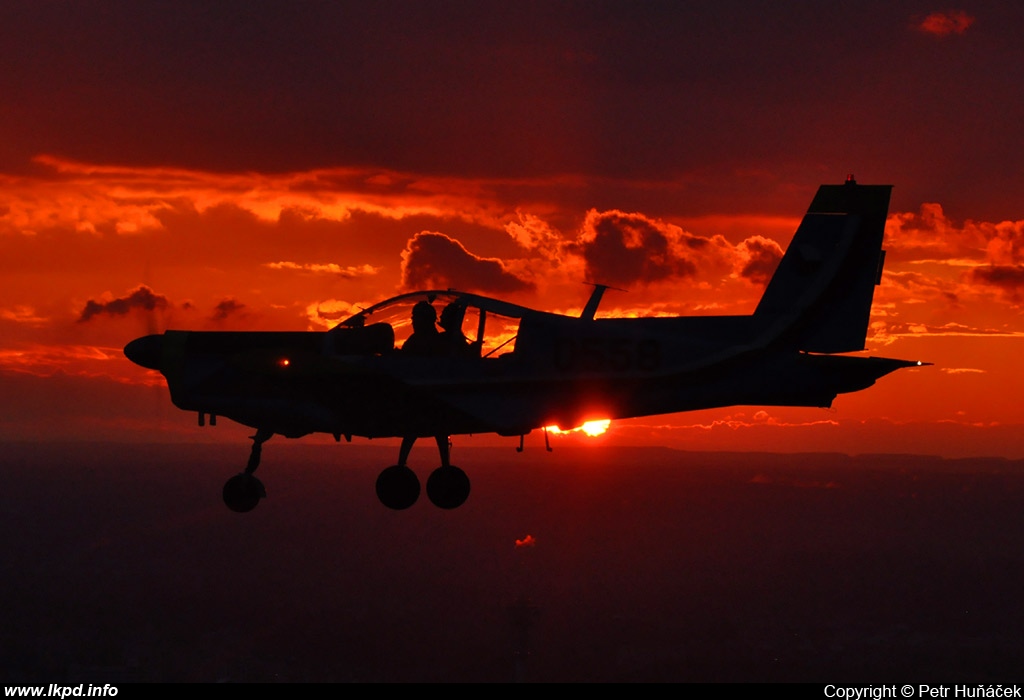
[[376, 435, 471, 510], [222, 429, 271, 513]]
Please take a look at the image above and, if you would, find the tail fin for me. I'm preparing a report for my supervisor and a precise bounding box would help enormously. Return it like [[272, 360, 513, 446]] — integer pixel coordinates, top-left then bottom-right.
[[754, 177, 892, 353]]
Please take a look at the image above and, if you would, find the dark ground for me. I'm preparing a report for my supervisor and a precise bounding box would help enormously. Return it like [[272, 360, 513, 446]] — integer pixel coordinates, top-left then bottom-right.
[[2, 442, 1023, 682]]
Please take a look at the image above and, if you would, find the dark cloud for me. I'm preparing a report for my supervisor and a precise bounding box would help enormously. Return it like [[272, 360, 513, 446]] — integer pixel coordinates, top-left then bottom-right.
[[736, 235, 784, 285], [969, 265, 1024, 299], [400, 232, 533, 293], [211, 298, 245, 322], [570, 210, 733, 288], [78, 285, 169, 323], [572, 210, 692, 286]]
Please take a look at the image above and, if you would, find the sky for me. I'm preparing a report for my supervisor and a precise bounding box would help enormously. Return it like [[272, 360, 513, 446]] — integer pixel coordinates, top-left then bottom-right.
[[1, 1, 1023, 456]]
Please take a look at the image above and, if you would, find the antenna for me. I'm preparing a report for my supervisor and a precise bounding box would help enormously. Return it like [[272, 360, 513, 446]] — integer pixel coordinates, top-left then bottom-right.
[[579, 283, 626, 320]]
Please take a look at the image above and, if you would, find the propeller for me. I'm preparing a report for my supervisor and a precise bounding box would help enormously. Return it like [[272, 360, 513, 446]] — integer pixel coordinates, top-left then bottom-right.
[[124, 334, 164, 370], [128, 267, 171, 424]]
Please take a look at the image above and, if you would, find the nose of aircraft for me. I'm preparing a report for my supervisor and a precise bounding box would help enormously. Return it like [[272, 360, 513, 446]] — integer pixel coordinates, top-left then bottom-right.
[[124, 334, 164, 370]]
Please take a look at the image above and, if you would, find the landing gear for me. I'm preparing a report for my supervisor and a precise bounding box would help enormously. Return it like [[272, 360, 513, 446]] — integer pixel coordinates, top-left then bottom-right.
[[220, 429, 470, 512], [222, 429, 271, 513], [376, 435, 471, 510], [426, 465, 470, 509]]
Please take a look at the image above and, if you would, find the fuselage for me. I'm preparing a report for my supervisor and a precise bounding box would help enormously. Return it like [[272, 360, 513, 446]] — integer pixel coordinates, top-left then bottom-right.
[[129, 307, 916, 440]]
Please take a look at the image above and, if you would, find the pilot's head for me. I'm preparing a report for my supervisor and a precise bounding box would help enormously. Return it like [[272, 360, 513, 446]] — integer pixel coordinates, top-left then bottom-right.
[[440, 302, 465, 332], [411, 301, 437, 332]]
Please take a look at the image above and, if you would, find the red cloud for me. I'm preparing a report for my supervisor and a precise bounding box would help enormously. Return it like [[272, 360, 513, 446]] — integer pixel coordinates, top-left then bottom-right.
[[884, 203, 986, 261], [400, 231, 534, 293], [736, 235, 784, 285], [885, 206, 1024, 302], [983, 220, 1024, 266], [265, 261, 380, 277], [915, 10, 975, 37], [78, 285, 169, 323]]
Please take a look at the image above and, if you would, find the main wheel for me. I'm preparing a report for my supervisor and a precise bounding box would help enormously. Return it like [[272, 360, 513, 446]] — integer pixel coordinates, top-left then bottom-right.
[[222, 473, 266, 513], [376, 465, 421, 510], [426, 465, 470, 509]]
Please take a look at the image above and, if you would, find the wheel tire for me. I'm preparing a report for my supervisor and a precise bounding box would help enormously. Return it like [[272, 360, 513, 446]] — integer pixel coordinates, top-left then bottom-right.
[[376, 465, 421, 510], [222, 474, 266, 513], [426, 465, 471, 510]]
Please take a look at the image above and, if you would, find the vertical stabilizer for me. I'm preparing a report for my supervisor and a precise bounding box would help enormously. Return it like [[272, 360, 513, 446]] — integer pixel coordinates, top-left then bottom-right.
[[754, 178, 892, 353]]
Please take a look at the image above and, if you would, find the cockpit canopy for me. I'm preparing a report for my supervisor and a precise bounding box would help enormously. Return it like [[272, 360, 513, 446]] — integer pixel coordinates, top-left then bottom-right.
[[335, 290, 532, 357]]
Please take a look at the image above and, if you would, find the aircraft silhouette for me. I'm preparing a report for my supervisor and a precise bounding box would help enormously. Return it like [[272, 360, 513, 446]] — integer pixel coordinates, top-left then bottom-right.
[[124, 177, 926, 512]]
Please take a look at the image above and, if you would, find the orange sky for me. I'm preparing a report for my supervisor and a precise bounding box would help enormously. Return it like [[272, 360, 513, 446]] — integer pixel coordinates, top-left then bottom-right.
[[2, 154, 1022, 457], [1, 4, 1022, 457]]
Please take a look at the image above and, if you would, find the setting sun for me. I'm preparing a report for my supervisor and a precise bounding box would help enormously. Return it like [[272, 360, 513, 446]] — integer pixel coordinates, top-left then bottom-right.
[[547, 419, 611, 437]]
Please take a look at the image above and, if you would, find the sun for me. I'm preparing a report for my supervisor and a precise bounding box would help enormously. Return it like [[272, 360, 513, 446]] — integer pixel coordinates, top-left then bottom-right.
[[546, 419, 611, 437]]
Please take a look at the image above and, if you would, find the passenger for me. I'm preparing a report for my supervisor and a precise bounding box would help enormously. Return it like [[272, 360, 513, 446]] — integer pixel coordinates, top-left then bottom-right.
[[401, 301, 445, 356], [439, 302, 474, 356]]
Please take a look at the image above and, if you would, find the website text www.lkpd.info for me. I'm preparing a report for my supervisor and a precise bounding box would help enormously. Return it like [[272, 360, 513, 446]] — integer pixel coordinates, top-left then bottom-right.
[[5, 686, 117, 698]]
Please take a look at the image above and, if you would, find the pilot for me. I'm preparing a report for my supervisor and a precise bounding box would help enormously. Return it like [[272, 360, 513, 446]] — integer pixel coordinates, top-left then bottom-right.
[[401, 301, 445, 356], [439, 301, 474, 356]]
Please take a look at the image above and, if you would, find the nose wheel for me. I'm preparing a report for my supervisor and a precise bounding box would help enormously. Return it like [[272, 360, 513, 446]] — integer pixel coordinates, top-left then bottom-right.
[[222, 429, 272, 513], [223, 473, 266, 513]]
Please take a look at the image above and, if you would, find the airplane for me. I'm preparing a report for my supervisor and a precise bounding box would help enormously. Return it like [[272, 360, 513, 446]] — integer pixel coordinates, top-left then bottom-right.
[[123, 176, 927, 513]]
